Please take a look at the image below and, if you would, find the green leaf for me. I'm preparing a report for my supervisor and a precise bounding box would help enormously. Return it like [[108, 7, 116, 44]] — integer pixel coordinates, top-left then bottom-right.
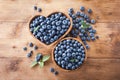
[[30, 61, 38, 68], [70, 59, 76, 62], [34, 26, 40, 32], [38, 61, 44, 68], [42, 55, 50, 62], [81, 20, 90, 29]]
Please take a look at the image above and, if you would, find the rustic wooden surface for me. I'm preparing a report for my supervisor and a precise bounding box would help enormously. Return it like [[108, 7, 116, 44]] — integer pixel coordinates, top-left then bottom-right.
[[0, 0, 120, 80]]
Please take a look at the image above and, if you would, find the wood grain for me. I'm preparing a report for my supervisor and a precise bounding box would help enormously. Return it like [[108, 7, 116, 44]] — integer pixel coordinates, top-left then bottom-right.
[[0, 0, 120, 22], [0, 58, 119, 80], [0, 0, 120, 80]]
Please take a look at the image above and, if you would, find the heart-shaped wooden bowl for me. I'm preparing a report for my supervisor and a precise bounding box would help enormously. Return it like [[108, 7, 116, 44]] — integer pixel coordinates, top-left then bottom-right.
[[28, 12, 72, 49], [52, 37, 87, 71]]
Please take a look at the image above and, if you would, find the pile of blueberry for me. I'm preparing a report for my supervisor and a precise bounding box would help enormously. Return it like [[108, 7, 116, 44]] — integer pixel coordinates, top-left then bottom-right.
[[30, 12, 71, 45], [54, 39, 85, 70], [67, 6, 99, 49]]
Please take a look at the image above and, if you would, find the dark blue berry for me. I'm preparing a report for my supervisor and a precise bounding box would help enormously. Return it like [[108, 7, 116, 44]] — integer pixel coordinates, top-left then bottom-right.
[[38, 8, 42, 12], [50, 68, 54, 72], [91, 19, 96, 24], [88, 9, 92, 13], [29, 42, 33, 47], [80, 6, 85, 11], [54, 71, 59, 75], [23, 47, 27, 51], [34, 45, 38, 50], [34, 6, 37, 10]]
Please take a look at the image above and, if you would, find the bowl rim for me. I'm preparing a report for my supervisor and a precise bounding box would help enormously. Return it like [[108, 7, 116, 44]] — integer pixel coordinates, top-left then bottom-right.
[[28, 12, 72, 48], [52, 37, 87, 71]]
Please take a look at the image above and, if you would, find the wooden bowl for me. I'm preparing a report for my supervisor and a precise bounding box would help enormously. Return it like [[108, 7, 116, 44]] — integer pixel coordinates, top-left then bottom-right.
[[28, 12, 72, 49], [52, 37, 87, 71]]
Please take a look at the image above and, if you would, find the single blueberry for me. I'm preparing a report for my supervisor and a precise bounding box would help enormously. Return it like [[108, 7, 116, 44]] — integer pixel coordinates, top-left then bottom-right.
[[38, 8, 42, 12], [80, 6, 85, 11], [54, 71, 59, 75], [34, 6, 37, 10], [29, 42, 33, 47], [50, 68, 54, 72], [88, 9, 92, 13], [23, 47, 27, 51], [91, 19, 96, 24]]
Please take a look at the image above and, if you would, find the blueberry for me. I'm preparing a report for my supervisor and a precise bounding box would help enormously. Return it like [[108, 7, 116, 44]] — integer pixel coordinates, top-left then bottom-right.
[[56, 21, 61, 26], [91, 19, 96, 24], [80, 6, 85, 11], [38, 8, 42, 12], [26, 52, 32, 58], [35, 53, 42, 62], [62, 20, 68, 25], [54, 71, 59, 75], [34, 6, 37, 10], [88, 9, 92, 13], [90, 33, 94, 37], [29, 42, 33, 47], [71, 14, 76, 19], [68, 8, 74, 13], [92, 29, 96, 33], [68, 63, 72, 68], [91, 37, 96, 41], [96, 36, 99, 39], [34, 45, 38, 50], [50, 68, 54, 72], [23, 47, 27, 51], [76, 11, 81, 16], [80, 12, 85, 17]]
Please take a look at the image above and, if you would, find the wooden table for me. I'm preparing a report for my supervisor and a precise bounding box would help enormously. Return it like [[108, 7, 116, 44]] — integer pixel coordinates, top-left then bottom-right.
[[0, 0, 120, 80]]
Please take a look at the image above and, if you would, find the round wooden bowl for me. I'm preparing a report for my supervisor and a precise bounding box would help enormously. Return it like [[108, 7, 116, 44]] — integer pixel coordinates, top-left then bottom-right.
[[28, 12, 72, 48], [52, 37, 87, 71]]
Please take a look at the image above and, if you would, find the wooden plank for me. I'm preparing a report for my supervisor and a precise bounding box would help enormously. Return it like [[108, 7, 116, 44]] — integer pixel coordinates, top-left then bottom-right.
[[0, 22, 120, 58], [0, 57, 119, 80], [0, 0, 120, 22]]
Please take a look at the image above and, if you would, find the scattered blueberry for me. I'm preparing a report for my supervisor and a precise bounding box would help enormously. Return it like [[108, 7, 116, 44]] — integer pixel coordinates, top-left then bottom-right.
[[27, 53, 32, 58], [96, 36, 99, 39], [88, 9, 92, 13], [23, 47, 27, 51], [34, 45, 38, 50], [91, 19, 96, 24], [38, 8, 42, 12], [80, 6, 85, 11], [50, 68, 55, 72], [54, 71, 59, 75], [29, 42, 33, 47], [34, 6, 37, 10]]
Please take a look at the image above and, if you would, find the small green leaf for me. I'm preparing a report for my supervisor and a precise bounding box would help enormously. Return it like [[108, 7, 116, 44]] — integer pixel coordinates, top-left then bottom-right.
[[70, 59, 76, 62], [30, 61, 38, 68], [34, 26, 40, 32], [81, 20, 90, 29], [42, 55, 50, 62], [38, 61, 44, 68]]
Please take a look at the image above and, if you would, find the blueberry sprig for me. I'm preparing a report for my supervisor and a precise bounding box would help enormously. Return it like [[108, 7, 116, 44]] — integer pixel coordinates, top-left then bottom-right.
[[31, 53, 50, 68]]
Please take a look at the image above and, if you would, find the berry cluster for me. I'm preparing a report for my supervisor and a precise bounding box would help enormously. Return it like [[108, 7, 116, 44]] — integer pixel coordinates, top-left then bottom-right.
[[54, 39, 85, 70], [23, 42, 38, 58], [30, 12, 71, 45], [67, 6, 99, 49]]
